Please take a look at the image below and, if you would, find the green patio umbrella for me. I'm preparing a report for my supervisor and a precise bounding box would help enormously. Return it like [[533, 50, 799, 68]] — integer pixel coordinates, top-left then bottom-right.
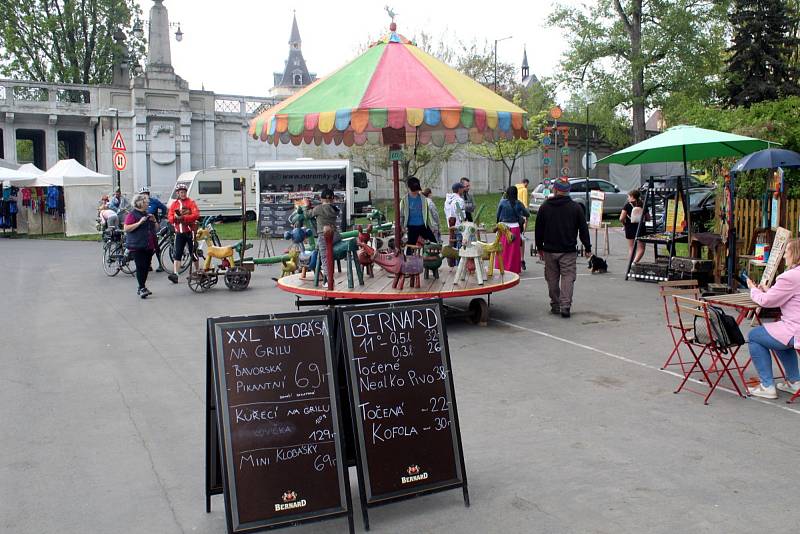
[[597, 124, 770, 166]]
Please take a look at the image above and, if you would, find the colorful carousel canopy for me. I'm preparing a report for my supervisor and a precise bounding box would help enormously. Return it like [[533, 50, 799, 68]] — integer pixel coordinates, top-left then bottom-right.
[[249, 29, 528, 147]]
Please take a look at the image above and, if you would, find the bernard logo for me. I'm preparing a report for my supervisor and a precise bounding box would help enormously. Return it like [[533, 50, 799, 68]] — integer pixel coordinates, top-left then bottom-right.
[[401, 465, 429, 484], [275, 490, 307, 511]]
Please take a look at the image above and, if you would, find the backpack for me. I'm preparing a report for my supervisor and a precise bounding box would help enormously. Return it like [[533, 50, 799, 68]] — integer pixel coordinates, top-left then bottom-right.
[[693, 305, 746, 351]]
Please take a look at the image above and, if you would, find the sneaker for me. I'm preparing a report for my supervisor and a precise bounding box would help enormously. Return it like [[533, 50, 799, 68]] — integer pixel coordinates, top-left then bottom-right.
[[776, 380, 800, 394], [561, 309, 571, 318], [749, 383, 778, 399], [168, 273, 179, 284], [140, 287, 152, 298], [550, 305, 560, 315]]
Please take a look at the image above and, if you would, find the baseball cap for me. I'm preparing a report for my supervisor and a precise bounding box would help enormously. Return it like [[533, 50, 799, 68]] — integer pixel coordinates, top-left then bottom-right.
[[451, 182, 465, 192], [138, 186, 150, 194]]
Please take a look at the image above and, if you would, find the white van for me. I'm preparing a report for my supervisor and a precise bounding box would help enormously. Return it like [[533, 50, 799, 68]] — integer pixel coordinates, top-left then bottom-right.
[[169, 168, 257, 220], [253, 159, 371, 224]]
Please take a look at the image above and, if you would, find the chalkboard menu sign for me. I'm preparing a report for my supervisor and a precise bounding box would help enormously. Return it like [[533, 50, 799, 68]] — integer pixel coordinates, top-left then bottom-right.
[[338, 299, 469, 524], [207, 312, 353, 533]]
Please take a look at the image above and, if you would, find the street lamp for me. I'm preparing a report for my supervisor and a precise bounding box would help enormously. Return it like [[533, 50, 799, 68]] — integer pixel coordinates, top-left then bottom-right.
[[132, 20, 184, 42], [108, 107, 120, 191], [493, 35, 512, 93]]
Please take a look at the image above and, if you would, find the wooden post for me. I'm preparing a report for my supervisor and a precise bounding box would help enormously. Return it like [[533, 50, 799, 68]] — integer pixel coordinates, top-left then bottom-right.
[[392, 144, 402, 251], [326, 228, 334, 291]]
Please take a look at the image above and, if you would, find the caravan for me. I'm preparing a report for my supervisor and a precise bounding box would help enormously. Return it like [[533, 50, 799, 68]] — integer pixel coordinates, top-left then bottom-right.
[[170, 168, 256, 219]]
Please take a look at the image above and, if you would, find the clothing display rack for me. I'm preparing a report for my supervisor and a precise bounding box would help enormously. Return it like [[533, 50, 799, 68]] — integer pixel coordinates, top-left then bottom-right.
[[625, 176, 691, 282]]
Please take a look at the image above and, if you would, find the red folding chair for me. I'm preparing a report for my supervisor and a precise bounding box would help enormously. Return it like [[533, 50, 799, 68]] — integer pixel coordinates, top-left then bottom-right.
[[788, 349, 800, 404], [658, 280, 700, 376], [673, 296, 748, 404]]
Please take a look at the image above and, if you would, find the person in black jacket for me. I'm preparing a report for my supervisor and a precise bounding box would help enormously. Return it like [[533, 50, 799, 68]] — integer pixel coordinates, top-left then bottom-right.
[[534, 179, 592, 318]]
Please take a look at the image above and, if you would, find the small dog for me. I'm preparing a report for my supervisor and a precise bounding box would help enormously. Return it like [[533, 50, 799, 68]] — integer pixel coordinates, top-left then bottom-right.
[[588, 254, 608, 274]]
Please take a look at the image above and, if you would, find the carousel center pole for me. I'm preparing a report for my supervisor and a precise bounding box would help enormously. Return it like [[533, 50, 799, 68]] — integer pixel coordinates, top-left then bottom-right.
[[391, 143, 402, 252]]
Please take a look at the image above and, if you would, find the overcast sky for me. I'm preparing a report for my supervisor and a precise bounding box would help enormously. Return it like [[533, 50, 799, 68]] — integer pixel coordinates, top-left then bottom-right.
[[136, 0, 578, 98]]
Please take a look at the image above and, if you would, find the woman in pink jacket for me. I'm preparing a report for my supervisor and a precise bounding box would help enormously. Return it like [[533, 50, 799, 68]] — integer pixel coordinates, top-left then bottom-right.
[[746, 238, 800, 399]]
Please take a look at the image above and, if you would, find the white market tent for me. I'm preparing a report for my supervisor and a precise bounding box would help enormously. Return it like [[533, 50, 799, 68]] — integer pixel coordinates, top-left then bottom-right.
[[0, 166, 39, 187], [18, 163, 45, 176], [39, 159, 112, 236]]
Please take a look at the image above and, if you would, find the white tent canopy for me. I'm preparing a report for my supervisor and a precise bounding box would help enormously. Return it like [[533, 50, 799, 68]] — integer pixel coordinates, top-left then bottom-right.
[[1, 166, 39, 187], [40, 159, 110, 186], [37, 159, 112, 236], [18, 163, 44, 175]]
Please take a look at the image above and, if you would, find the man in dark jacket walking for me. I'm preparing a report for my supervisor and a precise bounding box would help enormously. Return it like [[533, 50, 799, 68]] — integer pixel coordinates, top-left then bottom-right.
[[534, 179, 592, 318]]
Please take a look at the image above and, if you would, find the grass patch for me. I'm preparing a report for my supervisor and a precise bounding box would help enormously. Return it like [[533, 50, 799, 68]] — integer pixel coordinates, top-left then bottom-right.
[[0, 231, 100, 241]]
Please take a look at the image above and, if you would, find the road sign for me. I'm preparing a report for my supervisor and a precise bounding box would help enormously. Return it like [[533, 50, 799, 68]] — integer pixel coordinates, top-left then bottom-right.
[[542, 136, 552, 145], [112, 131, 127, 152], [389, 149, 404, 161], [581, 151, 598, 170], [542, 157, 552, 165], [113, 151, 127, 171], [549, 106, 562, 119], [561, 147, 570, 155], [560, 166, 570, 176]]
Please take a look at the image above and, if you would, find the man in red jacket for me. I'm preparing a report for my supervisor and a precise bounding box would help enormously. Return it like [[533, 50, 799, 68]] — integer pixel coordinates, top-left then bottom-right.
[[167, 183, 200, 283]]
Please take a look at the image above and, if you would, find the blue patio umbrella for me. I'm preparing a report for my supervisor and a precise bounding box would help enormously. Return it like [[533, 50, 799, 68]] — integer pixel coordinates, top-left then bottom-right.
[[732, 148, 800, 172], [726, 148, 799, 288]]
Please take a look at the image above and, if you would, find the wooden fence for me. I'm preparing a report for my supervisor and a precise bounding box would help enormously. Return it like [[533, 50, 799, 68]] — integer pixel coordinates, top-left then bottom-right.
[[733, 198, 800, 253]]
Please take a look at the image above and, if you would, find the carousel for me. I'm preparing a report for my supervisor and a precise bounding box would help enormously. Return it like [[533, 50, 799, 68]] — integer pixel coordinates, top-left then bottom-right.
[[248, 17, 527, 323]]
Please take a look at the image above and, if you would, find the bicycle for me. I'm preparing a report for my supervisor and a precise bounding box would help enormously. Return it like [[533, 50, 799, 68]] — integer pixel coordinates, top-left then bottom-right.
[[158, 216, 220, 274], [101, 227, 136, 277]]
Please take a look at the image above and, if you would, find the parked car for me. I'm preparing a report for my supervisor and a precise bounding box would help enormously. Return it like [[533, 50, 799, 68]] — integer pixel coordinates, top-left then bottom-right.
[[529, 178, 628, 216], [640, 175, 716, 231]]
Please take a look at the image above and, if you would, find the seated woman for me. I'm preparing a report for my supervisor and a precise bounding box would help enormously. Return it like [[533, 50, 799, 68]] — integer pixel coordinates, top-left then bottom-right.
[[98, 194, 119, 229], [746, 238, 800, 399]]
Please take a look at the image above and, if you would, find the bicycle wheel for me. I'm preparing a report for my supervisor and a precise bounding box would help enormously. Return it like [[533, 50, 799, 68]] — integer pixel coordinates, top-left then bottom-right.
[[120, 249, 137, 276], [161, 242, 191, 275], [102, 243, 120, 277]]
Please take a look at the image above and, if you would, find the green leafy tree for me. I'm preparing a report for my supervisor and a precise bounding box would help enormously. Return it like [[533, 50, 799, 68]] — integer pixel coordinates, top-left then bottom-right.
[[666, 94, 800, 197], [469, 89, 549, 188], [550, 0, 728, 143], [725, 0, 800, 107], [0, 0, 145, 85]]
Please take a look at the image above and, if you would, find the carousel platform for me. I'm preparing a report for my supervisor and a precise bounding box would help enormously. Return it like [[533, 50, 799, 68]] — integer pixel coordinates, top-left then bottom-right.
[[276, 264, 519, 301]]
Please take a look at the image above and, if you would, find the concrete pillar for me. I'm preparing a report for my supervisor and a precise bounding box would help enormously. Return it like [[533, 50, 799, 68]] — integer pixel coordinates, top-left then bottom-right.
[[147, 0, 172, 69]]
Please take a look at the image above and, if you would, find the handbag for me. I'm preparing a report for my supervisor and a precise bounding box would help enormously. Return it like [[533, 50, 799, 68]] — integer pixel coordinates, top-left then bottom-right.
[[693, 305, 745, 351]]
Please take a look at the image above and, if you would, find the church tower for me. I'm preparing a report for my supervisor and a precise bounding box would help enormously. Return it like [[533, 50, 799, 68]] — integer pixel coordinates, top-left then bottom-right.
[[269, 13, 316, 100], [521, 46, 529, 82], [521, 46, 538, 89]]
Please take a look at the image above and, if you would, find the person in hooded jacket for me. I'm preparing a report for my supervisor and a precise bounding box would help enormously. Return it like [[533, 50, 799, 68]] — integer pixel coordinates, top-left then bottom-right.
[[444, 183, 466, 265], [534, 179, 592, 318]]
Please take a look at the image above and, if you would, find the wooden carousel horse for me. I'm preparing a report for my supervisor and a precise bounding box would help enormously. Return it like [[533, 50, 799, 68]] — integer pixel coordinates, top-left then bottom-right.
[[453, 221, 487, 285], [476, 223, 512, 278], [281, 248, 299, 278], [196, 227, 236, 271]]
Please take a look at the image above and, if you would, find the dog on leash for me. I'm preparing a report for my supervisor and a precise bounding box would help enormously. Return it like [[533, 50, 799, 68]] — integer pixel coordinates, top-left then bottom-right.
[[588, 254, 608, 274]]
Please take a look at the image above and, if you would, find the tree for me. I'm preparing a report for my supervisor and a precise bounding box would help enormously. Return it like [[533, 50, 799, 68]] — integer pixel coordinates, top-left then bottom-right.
[[0, 0, 145, 85], [550, 0, 728, 143], [469, 88, 549, 188], [725, 0, 800, 107]]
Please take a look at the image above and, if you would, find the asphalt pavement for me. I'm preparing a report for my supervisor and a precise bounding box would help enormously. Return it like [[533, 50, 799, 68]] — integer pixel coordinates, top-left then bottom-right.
[[1, 228, 799, 534]]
